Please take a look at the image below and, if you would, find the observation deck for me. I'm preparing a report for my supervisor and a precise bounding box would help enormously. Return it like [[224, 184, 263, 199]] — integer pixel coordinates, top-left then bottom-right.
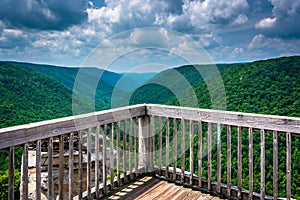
[[0, 104, 299, 199]]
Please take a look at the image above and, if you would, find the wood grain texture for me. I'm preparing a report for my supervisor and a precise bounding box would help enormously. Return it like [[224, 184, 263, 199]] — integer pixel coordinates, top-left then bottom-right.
[[237, 126, 242, 199], [273, 131, 278, 200], [8, 147, 14, 200], [249, 128, 253, 200], [227, 125, 231, 196], [146, 104, 300, 134], [22, 143, 29, 200], [260, 129, 265, 200], [0, 105, 146, 149]]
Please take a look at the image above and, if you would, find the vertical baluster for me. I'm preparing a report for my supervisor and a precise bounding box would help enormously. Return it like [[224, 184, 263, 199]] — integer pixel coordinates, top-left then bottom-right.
[[123, 120, 127, 181], [189, 120, 194, 185], [59, 135, 64, 200], [110, 123, 114, 188], [8, 147, 14, 200], [22, 143, 29, 200], [135, 118, 139, 175], [78, 131, 83, 200], [48, 138, 54, 200], [68, 133, 74, 200], [207, 123, 212, 190], [198, 121, 202, 187], [217, 123, 221, 193], [181, 118, 185, 183], [95, 126, 100, 198], [158, 116, 162, 176], [249, 128, 253, 200], [117, 122, 121, 185], [151, 116, 155, 172], [87, 129, 92, 199], [129, 119, 133, 179], [227, 125, 231, 196], [36, 140, 41, 200], [286, 132, 291, 199], [260, 129, 265, 200], [273, 131, 278, 200], [166, 117, 170, 178], [173, 119, 177, 181], [237, 126, 242, 199], [103, 125, 107, 194]]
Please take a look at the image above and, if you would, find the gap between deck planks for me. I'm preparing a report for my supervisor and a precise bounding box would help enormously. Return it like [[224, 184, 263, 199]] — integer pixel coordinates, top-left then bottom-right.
[[105, 176, 220, 200]]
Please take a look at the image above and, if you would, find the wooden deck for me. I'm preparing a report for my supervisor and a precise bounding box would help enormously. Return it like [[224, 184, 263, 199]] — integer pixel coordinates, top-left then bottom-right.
[[105, 176, 220, 200]]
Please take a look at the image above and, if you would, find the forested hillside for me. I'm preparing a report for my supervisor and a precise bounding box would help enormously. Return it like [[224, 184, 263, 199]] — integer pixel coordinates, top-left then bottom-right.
[[0, 56, 299, 198], [0, 62, 90, 199], [7, 62, 139, 111], [131, 56, 300, 198], [129, 63, 236, 105], [0, 62, 89, 128]]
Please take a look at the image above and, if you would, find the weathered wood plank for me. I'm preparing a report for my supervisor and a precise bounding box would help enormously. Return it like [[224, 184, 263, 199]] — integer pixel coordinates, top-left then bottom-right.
[[8, 147, 14, 200], [68, 133, 74, 200], [166, 117, 170, 178], [129, 119, 133, 179], [238, 126, 242, 199], [286, 132, 291, 199], [117, 122, 121, 185], [198, 121, 202, 188], [48, 138, 54, 200], [151, 116, 155, 172], [78, 131, 83, 200], [36, 140, 41, 200], [260, 129, 265, 200], [189, 120, 194, 185], [159, 116, 162, 176], [58, 135, 64, 200], [87, 128, 92, 199], [135, 118, 139, 175], [217, 123, 221, 193], [173, 118, 177, 181], [110, 123, 114, 188], [273, 131, 278, 200], [123, 120, 127, 182], [0, 105, 146, 149], [103, 125, 107, 194], [249, 128, 253, 200], [181, 118, 185, 183], [140, 115, 151, 171], [22, 143, 28, 200], [146, 104, 300, 134], [95, 126, 100, 198], [207, 123, 212, 190], [227, 125, 231, 196]]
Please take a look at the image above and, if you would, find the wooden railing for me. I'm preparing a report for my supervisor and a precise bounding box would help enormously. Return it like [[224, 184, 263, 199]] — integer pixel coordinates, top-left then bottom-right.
[[0, 104, 299, 200]]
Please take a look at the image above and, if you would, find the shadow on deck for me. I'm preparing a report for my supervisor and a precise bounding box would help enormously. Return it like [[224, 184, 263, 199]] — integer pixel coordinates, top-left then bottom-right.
[[101, 176, 221, 200]]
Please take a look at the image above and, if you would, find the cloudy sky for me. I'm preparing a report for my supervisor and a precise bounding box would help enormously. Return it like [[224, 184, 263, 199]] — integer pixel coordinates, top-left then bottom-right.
[[0, 0, 299, 72]]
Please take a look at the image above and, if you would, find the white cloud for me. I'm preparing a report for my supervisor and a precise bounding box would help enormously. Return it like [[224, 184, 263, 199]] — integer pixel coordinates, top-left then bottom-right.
[[255, 17, 277, 29], [233, 14, 248, 25], [248, 34, 266, 49]]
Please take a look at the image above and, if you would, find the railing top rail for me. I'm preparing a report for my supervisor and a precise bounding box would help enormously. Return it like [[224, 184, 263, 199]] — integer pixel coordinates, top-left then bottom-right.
[[0, 104, 146, 149], [1, 104, 300, 150], [146, 104, 300, 134]]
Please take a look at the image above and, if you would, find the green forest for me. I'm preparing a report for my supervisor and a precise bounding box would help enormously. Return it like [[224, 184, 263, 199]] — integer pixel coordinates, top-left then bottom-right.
[[0, 56, 299, 199], [132, 56, 300, 199]]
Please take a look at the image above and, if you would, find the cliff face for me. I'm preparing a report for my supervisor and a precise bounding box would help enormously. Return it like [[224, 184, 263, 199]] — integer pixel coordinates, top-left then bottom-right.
[[20, 133, 113, 199]]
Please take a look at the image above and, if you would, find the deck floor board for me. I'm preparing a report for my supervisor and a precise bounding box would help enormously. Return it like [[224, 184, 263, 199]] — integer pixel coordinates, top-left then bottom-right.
[[105, 176, 220, 200]]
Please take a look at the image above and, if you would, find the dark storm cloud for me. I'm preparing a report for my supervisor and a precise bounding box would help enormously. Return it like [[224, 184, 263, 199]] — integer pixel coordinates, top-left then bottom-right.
[[255, 0, 300, 39], [0, 0, 88, 30]]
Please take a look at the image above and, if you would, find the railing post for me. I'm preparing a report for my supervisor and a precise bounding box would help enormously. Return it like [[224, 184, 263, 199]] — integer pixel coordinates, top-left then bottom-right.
[[139, 115, 152, 173]]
